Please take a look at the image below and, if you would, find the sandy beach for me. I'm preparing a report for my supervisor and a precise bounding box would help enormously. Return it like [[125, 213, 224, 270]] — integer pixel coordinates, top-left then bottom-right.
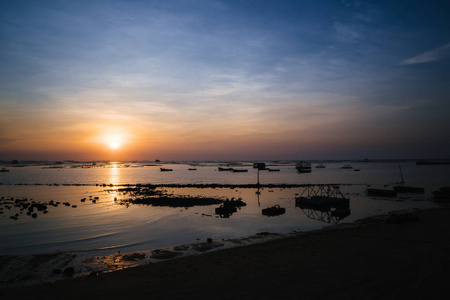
[[1, 206, 449, 299]]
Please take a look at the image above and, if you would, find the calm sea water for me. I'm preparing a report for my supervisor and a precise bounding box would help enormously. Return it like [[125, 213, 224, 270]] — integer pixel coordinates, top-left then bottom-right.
[[0, 161, 448, 256]]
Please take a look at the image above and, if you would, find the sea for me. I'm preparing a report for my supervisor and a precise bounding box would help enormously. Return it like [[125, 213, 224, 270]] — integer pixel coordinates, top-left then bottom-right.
[[1, 160, 448, 259], [1, 159, 449, 286]]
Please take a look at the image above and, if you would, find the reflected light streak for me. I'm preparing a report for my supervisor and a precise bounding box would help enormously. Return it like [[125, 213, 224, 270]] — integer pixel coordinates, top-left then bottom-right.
[[108, 163, 121, 203], [108, 162, 121, 184]]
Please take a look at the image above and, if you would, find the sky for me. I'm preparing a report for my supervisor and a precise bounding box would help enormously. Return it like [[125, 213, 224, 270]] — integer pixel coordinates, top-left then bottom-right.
[[1, 0, 450, 161]]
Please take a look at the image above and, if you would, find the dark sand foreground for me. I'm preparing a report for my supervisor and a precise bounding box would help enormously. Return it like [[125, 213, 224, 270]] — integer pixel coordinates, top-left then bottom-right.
[[1, 207, 450, 299]]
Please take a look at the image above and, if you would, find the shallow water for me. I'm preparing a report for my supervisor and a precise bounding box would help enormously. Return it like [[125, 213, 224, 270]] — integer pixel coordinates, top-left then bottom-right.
[[0, 161, 448, 257]]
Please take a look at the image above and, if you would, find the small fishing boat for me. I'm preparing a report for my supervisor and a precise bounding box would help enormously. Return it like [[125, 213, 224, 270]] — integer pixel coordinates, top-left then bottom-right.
[[231, 168, 248, 173], [160, 168, 173, 172], [218, 167, 233, 171], [393, 166, 424, 193], [267, 168, 280, 172], [315, 164, 326, 168], [188, 168, 197, 171], [341, 164, 353, 169], [0, 168, 9, 172], [295, 161, 311, 173], [262, 205, 285, 216]]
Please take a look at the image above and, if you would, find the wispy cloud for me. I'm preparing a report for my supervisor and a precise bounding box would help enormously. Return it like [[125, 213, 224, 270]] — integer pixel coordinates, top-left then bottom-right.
[[333, 22, 361, 42], [399, 43, 450, 65], [0, 138, 20, 144]]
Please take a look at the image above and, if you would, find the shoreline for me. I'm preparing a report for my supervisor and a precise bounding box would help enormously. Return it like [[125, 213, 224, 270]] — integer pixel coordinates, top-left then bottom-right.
[[1, 206, 449, 299]]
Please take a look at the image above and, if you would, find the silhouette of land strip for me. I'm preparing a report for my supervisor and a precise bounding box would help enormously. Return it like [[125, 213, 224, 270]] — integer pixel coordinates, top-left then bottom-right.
[[1, 207, 449, 299]]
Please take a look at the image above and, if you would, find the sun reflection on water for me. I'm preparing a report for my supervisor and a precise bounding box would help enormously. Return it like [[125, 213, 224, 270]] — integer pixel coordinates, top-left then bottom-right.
[[108, 162, 121, 203]]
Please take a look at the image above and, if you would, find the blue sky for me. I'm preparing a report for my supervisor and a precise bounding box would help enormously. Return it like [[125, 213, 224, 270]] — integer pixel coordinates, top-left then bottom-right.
[[1, 0, 449, 160]]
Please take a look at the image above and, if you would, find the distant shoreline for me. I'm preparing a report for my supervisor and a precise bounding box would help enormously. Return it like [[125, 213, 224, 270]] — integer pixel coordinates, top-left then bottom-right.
[[1, 158, 450, 166], [0, 182, 364, 188]]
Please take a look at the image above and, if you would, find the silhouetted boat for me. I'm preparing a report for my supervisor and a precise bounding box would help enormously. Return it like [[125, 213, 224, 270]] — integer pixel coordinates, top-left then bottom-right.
[[366, 188, 397, 197], [160, 168, 173, 172], [0, 168, 9, 172], [315, 164, 326, 168], [341, 164, 352, 169], [231, 168, 248, 173], [262, 205, 285, 216], [295, 162, 311, 173], [188, 168, 197, 171], [218, 167, 233, 171], [267, 168, 280, 172]]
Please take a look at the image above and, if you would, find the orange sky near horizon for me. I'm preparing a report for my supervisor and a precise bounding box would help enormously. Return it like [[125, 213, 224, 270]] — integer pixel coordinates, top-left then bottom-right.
[[0, 100, 437, 162]]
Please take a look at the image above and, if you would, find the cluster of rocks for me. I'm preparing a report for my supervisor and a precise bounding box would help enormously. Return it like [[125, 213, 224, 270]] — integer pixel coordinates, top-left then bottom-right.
[[125, 196, 224, 207], [215, 198, 246, 218], [1, 197, 53, 220], [0, 196, 79, 220], [81, 196, 100, 204], [117, 186, 229, 208], [3, 183, 94, 186]]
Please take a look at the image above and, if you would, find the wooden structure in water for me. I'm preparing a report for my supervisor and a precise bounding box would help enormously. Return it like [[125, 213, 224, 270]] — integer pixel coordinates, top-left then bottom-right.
[[295, 185, 350, 224]]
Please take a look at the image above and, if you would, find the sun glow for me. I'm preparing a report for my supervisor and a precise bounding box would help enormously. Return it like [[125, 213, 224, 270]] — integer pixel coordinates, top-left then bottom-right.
[[96, 127, 131, 152], [109, 141, 121, 150]]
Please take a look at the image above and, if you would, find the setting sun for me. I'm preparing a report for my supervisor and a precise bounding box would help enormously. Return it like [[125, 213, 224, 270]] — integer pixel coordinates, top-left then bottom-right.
[[94, 127, 131, 154], [109, 141, 120, 150]]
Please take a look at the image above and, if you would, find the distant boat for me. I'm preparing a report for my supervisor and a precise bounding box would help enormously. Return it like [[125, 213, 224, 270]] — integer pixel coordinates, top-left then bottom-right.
[[267, 168, 280, 172], [231, 168, 248, 173], [188, 168, 197, 171], [393, 166, 424, 193], [218, 167, 233, 171], [0, 168, 9, 172], [160, 168, 173, 172], [315, 164, 326, 168], [341, 164, 353, 169], [295, 162, 311, 173]]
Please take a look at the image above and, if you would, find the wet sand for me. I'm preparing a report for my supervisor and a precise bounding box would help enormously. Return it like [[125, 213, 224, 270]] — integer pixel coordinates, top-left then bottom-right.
[[1, 207, 449, 299]]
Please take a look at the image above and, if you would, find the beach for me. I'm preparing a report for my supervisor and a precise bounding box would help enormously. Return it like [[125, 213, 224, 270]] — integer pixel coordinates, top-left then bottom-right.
[[1, 206, 449, 299]]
